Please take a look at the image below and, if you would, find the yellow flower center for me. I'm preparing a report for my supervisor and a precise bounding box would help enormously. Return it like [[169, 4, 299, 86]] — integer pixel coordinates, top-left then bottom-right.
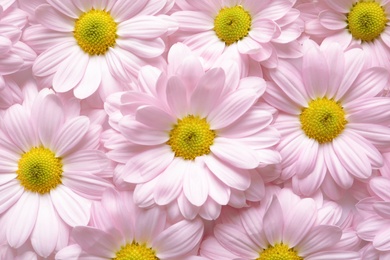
[[16, 146, 63, 194], [167, 115, 216, 160], [112, 242, 158, 260], [74, 9, 117, 55], [300, 97, 347, 144], [214, 5, 252, 45], [258, 243, 303, 260], [347, 1, 388, 42]]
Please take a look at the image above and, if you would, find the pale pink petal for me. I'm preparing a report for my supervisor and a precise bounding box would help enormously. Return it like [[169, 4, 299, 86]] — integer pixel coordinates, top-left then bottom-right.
[[136, 0, 167, 16], [237, 36, 262, 54], [178, 192, 200, 220], [295, 138, 319, 178], [110, 0, 147, 21], [4, 104, 37, 151], [370, 177, 390, 201], [117, 37, 165, 58], [0, 180, 23, 214], [172, 11, 214, 31], [62, 172, 110, 200], [166, 76, 188, 118], [257, 0, 292, 20], [135, 206, 166, 244], [35, 5, 74, 32], [190, 68, 225, 117], [245, 172, 265, 201], [117, 16, 168, 39], [55, 244, 83, 260], [52, 47, 89, 93], [239, 206, 268, 248], [0, 53, 23, 75], [297, 225, 341, 256], [135, 105, 175, 131], [23, 24, 71, 53], [373, 202, 390, 218], [213, 224, 259, 258], [200, 236, 238, 260], [62, 150, 108, 173], [211, 138, 260, 169], [218, 109, 273, 138], [343, 67, 389, 104], [208, 88, 259, 129], [322, 43, 345, 98], [323, 144, 353, 189], [53, 116, 90, 157], [249, 19, 279, 43], [0, 36, 11, 55], [51, 185, 91, 227], [373, 229, 390, 251], [283, 198, 317, 247], [204, 155, 251, 191], [206, 169, 230, 205], [183, 0, 220, 13], [199, 197, 222, 220], [32, 41, 75, 77], [346, 98, 390, 124], [119, 118, 169, 145], [333, 133, 371, 179], [319, 10, 347, 30], [153, 158, 185, 205], [133, 179, 157, 208], [183, 160, 208, 206], [6, 192, 39, 248], [137, 65, 162, 96], [72, 227, 117, 258], [31, 195, 59, 257], [153, 218, 204, 259], [36, 94, 64, 149], [302, 41, 329, 99], [357, 216, 388, 241], [46, 0, 81, 18], [263, 82, 302, 114], [105, 47, 129, 82], [306, 251, 361, 260], [264, 196, 284, 245], [324, 0, 352, 13], [73, 55, 102, 99]]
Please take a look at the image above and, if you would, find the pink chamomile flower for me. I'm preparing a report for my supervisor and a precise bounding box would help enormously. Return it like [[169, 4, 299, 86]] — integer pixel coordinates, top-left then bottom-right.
[[24, 0, 177, 99]]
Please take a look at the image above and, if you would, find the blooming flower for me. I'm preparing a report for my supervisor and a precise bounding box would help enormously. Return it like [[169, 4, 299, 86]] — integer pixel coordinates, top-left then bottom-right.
[[104, 43, 281, 220], [24, 0, 176, 99], [263, 39, 390, 199], [200, 188, 361, 260], [55, 188, 204, 260], [170, 0, 303, 69], [0, 88, 110, 257]]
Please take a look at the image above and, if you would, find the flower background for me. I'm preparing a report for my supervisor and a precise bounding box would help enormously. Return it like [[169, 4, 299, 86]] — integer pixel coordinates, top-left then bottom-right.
[[0, 0, 390, 259]]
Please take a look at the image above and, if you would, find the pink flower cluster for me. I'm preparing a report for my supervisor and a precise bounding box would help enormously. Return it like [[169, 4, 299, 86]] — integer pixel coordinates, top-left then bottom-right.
[[0, 0, 390, 259]]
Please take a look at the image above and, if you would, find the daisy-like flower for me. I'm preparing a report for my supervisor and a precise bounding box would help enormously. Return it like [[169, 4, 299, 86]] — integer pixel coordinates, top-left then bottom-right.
[[24, 0, 176, 99], [305, 0, 390, 69], [200, 188, 361, 260], [104, 43, 281, 220], [55, 188, 204, 260], [0, 88, 110, 257], [170, 0, 303, 68], [263, 39, 390, 199]]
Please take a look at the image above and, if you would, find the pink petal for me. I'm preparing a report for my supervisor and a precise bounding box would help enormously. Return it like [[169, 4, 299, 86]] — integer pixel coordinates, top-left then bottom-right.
[[295, 138, 319, 178], [346, 98, 390, 124], [119, 118, 169, 145], [319, 10, 347, 30], [117, 16, 168, 39], [369, 177, 390, 201], [264, 196, 284, 245], [249, 19, 279, 43], [135, 105, 175, 131], [283, 198, 317, 248], [204, 155, 250, 191], [73, 56, 102, 99], [208, 88, 259, 129], [62, 172, 110, 201], [153, 158, 185, 205], [133, 179, 157, 208], [6, 192, 39, 248], [35, 4, 74, 32], [172, 11, 213, 31], [297, 225, 341, 256], [52, 48, 89, 93], [323, 144, 353, 189], [199, 197, 222, 220], [153, 218, 204, 259], [213, 224, 258, 258], [373, 229, 390, 251], [324, 0, 352, 12], [110, 0, 147, 21], [177, 192, 200, 220], [323, 43, 345, 98], [72, 226, 117, 257], [63, 150, 108, 173], [306, 251, 361, 260], [0, 180, 23, 214], [183, 160, 209, 206], [237, 36, 262, 54], [36, 94, 64, 149], [257, 0, 293, 20], [31, 195, 59, 257], [53, 116, 90, 157], [211, 137, 260, 169], [189, 68, 225, 118], [135, 207, 166, 245], [206, 170, 230, 205], [0, 53, 23, 75], [51, 185, 91, 227], [117, 37, 165, 58], [166, 76, 188, 118], [46, 0, 81, 18]]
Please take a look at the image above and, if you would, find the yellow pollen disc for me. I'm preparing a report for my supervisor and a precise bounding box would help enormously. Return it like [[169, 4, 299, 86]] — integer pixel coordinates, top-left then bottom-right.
[[257, 243, 303, 260], [16, 146, 63, 194], [112, 242, 158, 260], [214, 5, 252, 45], [300, 97, 347, 144], [74, 9, 117, 55], [167, 115, 216, 160], [347, 1, 388, 42]]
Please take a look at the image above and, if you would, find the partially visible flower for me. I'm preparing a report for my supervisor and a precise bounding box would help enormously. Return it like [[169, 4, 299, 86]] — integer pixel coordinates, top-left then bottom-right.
[[24, 0, 177, 99], [170, 0, 303, 69], [200, 188, 361, 260], [55, 188, 204, 260], [263, 39, 390, 199], [0, 87, 111, 257]]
